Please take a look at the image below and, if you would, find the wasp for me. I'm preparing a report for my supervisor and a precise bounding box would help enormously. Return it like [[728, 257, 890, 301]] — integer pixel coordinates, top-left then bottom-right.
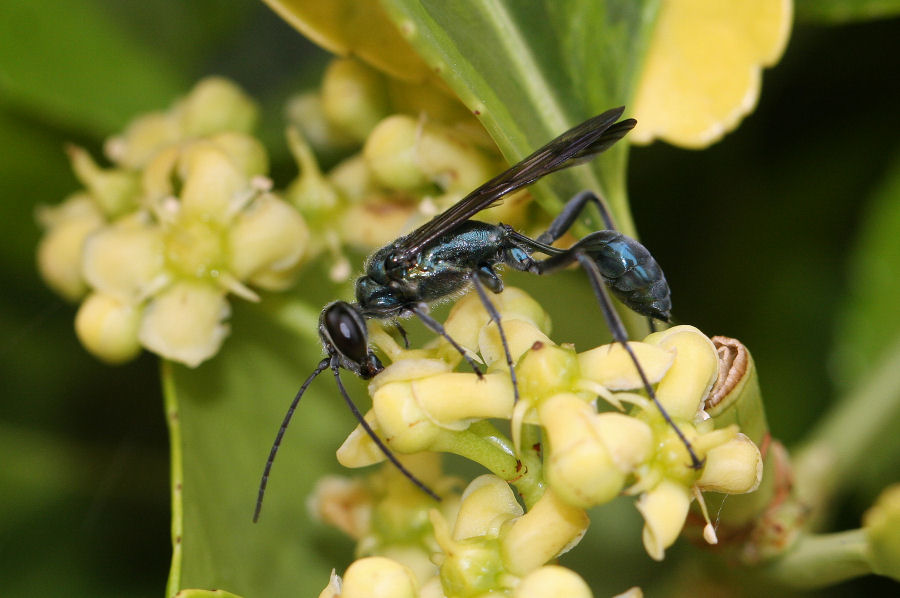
[[254, 107, 698, 522]]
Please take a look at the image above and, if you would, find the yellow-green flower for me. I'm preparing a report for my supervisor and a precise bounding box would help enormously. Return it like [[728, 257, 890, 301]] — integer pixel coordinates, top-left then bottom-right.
[[37, 78, 309, 366], [332, 288, 763, 563]]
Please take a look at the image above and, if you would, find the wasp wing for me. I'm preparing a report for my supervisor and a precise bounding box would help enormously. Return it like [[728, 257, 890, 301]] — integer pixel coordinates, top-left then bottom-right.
[[390, 106, 636, 263]]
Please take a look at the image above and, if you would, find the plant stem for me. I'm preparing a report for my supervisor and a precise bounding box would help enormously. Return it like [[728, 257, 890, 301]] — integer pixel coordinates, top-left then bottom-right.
[[162, 360, 183, 598], [792, 335, 900, 518], [761, 528, 872, 588], [431, 420, 544, 508]]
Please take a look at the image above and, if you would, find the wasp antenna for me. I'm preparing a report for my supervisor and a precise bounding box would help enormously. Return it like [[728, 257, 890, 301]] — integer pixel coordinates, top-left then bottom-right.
[[331, 365, 441, 502], [254, 357, 331, 523]]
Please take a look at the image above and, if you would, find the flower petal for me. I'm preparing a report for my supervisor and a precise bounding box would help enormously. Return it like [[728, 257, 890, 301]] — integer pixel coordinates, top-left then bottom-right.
[[82, 214, 164, 302], [138, 281, 230, 367], [636, 479, 692, 561]]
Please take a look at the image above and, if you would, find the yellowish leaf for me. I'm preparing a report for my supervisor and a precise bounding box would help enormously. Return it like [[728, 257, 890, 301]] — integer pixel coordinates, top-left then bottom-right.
[[262, 0, 431, 82], [631, 0, 793, 148]]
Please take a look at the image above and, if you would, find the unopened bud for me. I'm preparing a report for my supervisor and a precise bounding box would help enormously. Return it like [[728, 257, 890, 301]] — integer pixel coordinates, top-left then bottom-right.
[[863, 483, 900, 581], [339, 556, 418, 598], [501, 488, 589, 576], [643, 325, 718, 420], [67, 145, 139, 218], [178, 76, 257, 137], [513, 565, 593, 598], [322, 58, 390, 142], [36, 194, 105, 300], [74, 293, 142, 364], [227, 193, 309, 290]]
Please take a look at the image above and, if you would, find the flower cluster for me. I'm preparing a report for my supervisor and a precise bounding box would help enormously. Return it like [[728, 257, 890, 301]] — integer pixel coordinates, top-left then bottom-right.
[[38, 61, 533, 366], [37, 78, 308, 366], [283, 57, 531, 282], [314, 288, 764, 596]]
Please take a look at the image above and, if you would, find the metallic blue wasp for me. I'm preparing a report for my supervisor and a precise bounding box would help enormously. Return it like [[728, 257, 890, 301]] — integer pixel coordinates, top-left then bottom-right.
[[254, 106, 698, 522]]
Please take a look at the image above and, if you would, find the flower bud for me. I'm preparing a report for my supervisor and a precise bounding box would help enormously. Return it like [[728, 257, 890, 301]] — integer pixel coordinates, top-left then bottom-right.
[[178, 76, 257, 137], [67, 145, 140, 218], [372, 380, 442, 453], [863, 483, 900, 581], [74, 293, 142, 363], [284, 92, 357, 152], [104, 111, 180, 168], [387, 78, 472, 126], [442, 287, 552, 358], [339, 556, 419, 598], [36, 194, 105, 300], [322, 58, 390, 142], [337, 411, 390, 468], [285, 126, 341, 215], [697, 432, 762, 494], [364, 115, 495, 193], [518, 345, 580, 402], [479, 319, 554, 370], [138, 281, 230, 367], [430, 509, 505, 596], [635, 479, 692, 561], [318, 569, 341, 598], [643, 325, 718, 420], [328, 154, 376, 204], [501, 488, 589, 576], [363, 115, 430, 190], [513, 566, 593, 598], [541, 394, 626, 508], [577, 341, 673, 391], [227, 193, 309, 290], [412, 372, 514, 429], [177, 143, 249, 220], [207, 132, 269, 178], [453, 475, 523, 541], [308, 475, 372, 540]]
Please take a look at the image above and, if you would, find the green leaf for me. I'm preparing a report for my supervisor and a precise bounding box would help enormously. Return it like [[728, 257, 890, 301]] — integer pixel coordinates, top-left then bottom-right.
[[175, 590, 245, 598], [165, 297, 358, 597], [0, 0, 188, 135], [796, 0, 900, 23], [833, 153, 900, 390], [378, 0, 659, 238]]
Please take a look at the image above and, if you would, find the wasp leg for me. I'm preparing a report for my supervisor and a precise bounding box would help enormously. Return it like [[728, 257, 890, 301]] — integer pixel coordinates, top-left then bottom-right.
[[470, 270, 519, 402], [537, 190, 664, 331], [409, 304, 484, 378], [572, 251, 703, 470], [537, 190, 615, 245]]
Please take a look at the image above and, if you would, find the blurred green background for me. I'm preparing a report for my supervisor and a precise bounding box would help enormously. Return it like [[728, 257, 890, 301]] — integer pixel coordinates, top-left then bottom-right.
[[1, 1, 898, 596]]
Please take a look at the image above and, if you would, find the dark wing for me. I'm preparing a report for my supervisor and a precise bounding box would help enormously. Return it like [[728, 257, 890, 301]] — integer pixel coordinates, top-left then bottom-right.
[[390, 106, 637, 264]]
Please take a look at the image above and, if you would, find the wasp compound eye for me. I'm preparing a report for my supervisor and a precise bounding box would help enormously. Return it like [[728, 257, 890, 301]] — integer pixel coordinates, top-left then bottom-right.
[[324, 302, 368, 365]]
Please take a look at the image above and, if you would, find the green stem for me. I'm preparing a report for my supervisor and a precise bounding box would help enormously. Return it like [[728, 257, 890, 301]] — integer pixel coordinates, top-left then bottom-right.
[[761, 528, 872, 588], [793, 335, 900, 518], [431, 420, 544, 508], [162, 360, 183, 598]]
